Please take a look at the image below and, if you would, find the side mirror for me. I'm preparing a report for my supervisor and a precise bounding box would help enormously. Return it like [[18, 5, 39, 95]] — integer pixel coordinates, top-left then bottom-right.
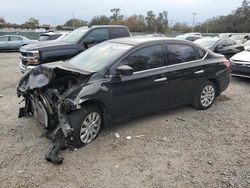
[[116, 65, 134, 76], [83, 38, 95, 45]]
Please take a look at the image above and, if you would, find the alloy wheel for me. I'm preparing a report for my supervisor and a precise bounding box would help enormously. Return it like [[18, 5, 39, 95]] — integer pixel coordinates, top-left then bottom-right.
[[200, 85, 215, 107], [80, 112, 101, 144]]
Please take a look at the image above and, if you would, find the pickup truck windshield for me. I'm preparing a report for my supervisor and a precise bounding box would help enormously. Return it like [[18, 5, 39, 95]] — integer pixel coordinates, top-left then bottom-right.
[[62, 27, 89, 43], [68, 41, 133, 72]]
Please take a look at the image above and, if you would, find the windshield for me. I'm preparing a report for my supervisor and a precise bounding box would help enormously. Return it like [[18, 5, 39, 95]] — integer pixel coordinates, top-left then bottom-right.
[[175, 35, 187, 40], [62, 27, 89, 43], [194, 38, 219, 48], [39, 35, 50, 41], [68, 41, 133, 72], [230, 35, 243, 40]]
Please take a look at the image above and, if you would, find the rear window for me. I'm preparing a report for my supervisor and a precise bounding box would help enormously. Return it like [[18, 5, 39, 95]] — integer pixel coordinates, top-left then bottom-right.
[[50, 34, 62, 40], [167, 44, 197, 65], [110, 28, 128, 39], [39, 35, 50, 41]]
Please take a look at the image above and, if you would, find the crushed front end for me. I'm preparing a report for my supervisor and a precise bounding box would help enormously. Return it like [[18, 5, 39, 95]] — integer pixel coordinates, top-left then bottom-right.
[[17, 63, 92, 163]]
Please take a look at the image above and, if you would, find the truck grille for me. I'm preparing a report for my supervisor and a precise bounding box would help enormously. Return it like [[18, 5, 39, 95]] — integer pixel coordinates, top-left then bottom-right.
[[22, 60, 27, 66], [20, 51, 28, 57]]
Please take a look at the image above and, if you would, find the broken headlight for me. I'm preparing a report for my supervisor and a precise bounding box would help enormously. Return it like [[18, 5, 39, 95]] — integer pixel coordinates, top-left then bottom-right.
[[27, 51, 40, 65]]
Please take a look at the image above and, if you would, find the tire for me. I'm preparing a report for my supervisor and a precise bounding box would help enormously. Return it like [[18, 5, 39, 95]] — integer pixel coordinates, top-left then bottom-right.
[[193, 81, 216, 110], [67, 105, 102, 147]]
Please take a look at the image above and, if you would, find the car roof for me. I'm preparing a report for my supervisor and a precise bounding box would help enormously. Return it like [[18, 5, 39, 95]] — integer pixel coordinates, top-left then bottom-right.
[[0, 35, 24, 37], [90, 25, 128, 28], [109, 37, 193, 46], [40, 32, 64, 36]]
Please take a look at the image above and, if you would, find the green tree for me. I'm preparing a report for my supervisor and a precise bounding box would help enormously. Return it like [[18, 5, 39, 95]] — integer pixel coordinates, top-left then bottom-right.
[[21, 17, 39, 29], [90, 15, 110, 25], [146, 11, 157, 32], [123, 14, 147, 32], [110, 8, 124, 23], [156, 11, 168, 33], [172, 22, 192, 33], [0, 17, 6, 24], [64, 18, 88, 29], [195, 0, 250, 33]]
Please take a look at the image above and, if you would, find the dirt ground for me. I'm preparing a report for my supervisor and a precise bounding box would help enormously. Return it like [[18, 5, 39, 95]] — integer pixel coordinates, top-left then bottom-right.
[[0, 52, 249, 188]]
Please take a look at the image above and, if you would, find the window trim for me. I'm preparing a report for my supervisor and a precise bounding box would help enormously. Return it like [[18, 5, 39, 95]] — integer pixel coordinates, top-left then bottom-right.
[[134, 52, 208, 75], [0, 36, 10, 42], [109, 42, 208, 76], [110, 42, 166, 75], [166, 43, 201, 66]]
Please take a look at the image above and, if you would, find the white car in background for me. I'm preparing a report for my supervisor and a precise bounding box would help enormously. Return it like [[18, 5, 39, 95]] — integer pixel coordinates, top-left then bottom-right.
[[230, 48, 250, 78], [243, 40, 250, 50]]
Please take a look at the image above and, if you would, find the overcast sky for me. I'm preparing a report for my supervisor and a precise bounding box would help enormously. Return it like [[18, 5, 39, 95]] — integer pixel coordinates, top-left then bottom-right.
[[0, 0, 242, 26]]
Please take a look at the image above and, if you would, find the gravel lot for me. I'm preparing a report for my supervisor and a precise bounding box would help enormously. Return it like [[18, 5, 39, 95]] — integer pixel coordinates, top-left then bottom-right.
[[0, 52, 249, 188]]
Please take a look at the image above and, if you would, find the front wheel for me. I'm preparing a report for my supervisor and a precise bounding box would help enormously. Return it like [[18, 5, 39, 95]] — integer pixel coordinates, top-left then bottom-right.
[[193, 81, 216, 110], [68, 105, 102, 147]]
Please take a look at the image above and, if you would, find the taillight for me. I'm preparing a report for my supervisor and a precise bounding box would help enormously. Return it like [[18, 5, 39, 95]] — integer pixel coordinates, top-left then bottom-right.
[[222, 58, 231, 70]]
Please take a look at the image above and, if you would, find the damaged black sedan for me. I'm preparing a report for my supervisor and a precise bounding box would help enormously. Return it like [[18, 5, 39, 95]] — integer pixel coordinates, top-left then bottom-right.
[[17, 37, 230, 163]]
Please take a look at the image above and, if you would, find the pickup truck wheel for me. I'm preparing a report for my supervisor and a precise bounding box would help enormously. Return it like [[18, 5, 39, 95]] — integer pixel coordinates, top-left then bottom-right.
[[68, 105, 102, 147], [193, 81, 216, 110]]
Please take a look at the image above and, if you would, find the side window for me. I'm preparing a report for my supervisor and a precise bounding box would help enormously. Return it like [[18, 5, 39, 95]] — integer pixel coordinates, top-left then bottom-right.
[[167, 44, 197, 65], [122, 44, 164, 72], [197, 48, 207, 59], [10, 36, 22, 41], [85, 29, 109, 42], [110, 28, 127, 38], [0, 36, 9, 41], [186, 37, 193, 41]]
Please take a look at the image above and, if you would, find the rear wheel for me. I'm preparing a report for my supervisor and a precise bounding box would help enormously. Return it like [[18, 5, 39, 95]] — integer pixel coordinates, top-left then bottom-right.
[[193, 81, 216, 110], [68, 105, 102, 147]]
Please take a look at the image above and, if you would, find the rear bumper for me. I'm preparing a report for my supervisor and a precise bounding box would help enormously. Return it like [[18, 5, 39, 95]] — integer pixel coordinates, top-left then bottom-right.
[[219, 70, 231, 93]]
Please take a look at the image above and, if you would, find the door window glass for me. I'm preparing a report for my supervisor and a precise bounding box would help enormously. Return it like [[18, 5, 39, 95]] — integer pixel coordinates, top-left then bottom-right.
[[167, 44, 197, 65], [10, 36, 22, 41], [85, 29, 109, 42], [0, 36, 9, 41], [110, 28, 127, 38], [122, 44, 164, 72]]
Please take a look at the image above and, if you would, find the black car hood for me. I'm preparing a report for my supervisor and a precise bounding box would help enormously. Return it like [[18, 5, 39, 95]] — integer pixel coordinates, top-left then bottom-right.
[[17, 62, 94, 95], [20, 40, 75, 51]]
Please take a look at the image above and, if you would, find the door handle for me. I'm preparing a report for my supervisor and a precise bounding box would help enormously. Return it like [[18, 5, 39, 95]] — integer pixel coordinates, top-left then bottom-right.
[[195, 70, 204, 74], [154, 77, 167, 82]]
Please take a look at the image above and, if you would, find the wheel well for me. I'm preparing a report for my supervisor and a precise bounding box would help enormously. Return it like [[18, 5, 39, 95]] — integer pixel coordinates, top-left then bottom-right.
[[208, 78, 220, 96], [81, 99, 108, 127]]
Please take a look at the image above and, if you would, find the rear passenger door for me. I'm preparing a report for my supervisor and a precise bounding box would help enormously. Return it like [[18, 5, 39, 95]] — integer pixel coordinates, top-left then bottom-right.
[[166, 43, 208, 106], [9, 36, 23, 49]]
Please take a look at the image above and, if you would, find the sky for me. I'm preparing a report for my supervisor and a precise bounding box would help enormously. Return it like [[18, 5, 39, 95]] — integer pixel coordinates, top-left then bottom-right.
[[0, 0, 243, 26]]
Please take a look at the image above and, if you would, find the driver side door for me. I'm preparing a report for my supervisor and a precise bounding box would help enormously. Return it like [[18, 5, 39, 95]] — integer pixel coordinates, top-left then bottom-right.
[[110, 43, 169, 121]]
